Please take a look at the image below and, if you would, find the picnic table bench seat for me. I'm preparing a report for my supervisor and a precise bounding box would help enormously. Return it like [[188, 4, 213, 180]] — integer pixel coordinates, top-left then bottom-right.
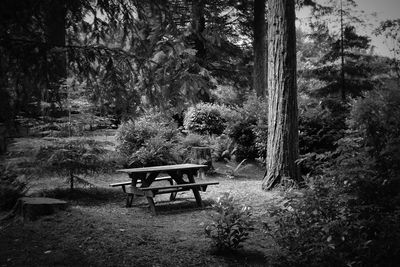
[[126, 181, 219, 212], [109, 176, 173, 193], [130, 181, 220, 197]]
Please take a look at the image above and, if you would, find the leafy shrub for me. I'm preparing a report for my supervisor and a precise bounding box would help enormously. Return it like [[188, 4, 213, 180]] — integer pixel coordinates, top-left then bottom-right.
[[228, 119, 258, 161], [116, 110, 179, 156], [0, 169, 27, 210], [128, 136, 182, 167], [205, 193, 253, 251], [240, 93, 268, 124], [210, 84, 241, 106], [298, 98, 347, 154], [209, 134, 234, 162], [265, 180, 348, 267], [253, 124, 268, 161], [265, 132, 400, 267], [349, 89, 397, 152], [171, 133, 211, 164], [227, 94, 268, 162], [183, 103, 231, 135], [179, 133, 208, 148]]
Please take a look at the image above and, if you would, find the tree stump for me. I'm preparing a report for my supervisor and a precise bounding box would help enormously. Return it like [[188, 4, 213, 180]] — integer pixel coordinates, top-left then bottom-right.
[[13, 197, 68, 221], [191, 146, 213, 178]]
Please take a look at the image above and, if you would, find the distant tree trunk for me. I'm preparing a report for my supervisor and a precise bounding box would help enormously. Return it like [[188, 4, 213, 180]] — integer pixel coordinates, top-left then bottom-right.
[[339, 0, 346, 101], [262, 0, 300, 190], [191, 0, 209, 102], [253, 0, 267, 97], [192, 0, 206, 60], [46, 0, 66, 115]]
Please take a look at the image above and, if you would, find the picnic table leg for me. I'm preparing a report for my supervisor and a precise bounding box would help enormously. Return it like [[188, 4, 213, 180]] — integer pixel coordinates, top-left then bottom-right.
[[125, 174, 144, 207], [126, 194, 134, 207], [168, 178, 177, 201], [167, 171, 186, 201], [187, 171, 204, 208], [146, 197, 157, 215]]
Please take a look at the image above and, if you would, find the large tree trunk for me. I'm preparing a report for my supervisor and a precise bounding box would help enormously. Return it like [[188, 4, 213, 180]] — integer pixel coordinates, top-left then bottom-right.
[[191, 0, 209, 102], [253, 0, 267, 97], [262, 0, 300, 190], [191, 0, 206, 60], [46, 0, 66, 115]]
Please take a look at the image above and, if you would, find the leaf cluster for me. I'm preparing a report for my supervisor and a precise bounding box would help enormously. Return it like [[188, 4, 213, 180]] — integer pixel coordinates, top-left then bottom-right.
[[205, 193, 253, 251]]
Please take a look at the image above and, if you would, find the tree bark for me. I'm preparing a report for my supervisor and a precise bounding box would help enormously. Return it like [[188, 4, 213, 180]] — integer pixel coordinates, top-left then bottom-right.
[[253, 0, 267, 97], [262, 0, 300, 190], [46, 0, 67, 115], [191, 0, 206, 60]]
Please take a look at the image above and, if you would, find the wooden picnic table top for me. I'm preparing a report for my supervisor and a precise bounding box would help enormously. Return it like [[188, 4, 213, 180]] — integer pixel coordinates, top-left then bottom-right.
[[116, 163, 208, 174]]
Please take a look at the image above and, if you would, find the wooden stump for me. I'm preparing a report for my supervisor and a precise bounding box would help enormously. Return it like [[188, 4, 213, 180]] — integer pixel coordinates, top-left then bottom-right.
[[191, 147, 213, 178], [13, 197, 68, 221]]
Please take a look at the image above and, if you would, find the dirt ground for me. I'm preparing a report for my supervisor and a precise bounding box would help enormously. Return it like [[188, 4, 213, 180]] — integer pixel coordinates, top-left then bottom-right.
[[1, 136, 282, 267]]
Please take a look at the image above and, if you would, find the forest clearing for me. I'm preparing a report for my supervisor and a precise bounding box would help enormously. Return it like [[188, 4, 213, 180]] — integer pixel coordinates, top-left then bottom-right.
[[1, 0, 400, 266]]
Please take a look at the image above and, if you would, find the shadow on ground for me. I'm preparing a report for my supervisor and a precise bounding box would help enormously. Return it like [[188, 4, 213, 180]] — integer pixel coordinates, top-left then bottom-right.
[[33, 187, 125, 206], [132, 198, 216, 215]]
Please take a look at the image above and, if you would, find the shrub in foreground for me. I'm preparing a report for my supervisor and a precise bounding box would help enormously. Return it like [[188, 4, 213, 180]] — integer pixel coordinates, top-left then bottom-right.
[[264, 134, 400, 267], [205, 193, 253, 251]]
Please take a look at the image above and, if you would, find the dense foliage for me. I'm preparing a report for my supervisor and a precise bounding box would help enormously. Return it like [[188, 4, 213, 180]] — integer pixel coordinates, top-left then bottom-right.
[[264, 87, 400, 267], [183, 103, 231, 135], [205, 193, 253, 251]]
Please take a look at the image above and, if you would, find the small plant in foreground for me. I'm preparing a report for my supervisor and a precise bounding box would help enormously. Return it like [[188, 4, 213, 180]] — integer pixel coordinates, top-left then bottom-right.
[[205, 193, 253, 251]]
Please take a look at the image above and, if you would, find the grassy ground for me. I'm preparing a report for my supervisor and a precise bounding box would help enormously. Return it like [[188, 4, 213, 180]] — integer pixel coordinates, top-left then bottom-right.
[[0, 134, 282, 267]]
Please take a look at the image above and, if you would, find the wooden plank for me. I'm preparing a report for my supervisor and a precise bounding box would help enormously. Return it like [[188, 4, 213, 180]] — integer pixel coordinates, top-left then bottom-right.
[[150, 187, 192, 195], [109, 176, 172, 187], [116, 164, 208, 174], [140, 182, 219, 191]]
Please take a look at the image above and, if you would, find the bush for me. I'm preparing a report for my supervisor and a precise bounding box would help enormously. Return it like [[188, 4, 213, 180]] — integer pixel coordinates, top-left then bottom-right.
[[116, 110, 179, 156], [298, 98, 347, 154], [265, 132, 400, 267], [349, 89, 400, 150], [228, 119, 258, 162], [183, 103, 234, 135], [205, 193, 253, 251], [128, 136, 182, 167], [0, 169, 27, 210], [209, 134, 234, 162], [265, 180, 348, 267]]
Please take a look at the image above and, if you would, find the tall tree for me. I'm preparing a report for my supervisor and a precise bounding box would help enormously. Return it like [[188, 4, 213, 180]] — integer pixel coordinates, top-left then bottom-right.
[[46, 0, 67, 115], [253, 0, 267, 97], [375, 19, 400, 82], [262, 0, 300, 190], [191, 0, 206, 60], [309, 0, 363, 101]]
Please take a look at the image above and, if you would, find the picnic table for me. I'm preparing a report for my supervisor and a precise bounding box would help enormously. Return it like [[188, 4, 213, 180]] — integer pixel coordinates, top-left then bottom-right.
[[114, 163, 219, 214]]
